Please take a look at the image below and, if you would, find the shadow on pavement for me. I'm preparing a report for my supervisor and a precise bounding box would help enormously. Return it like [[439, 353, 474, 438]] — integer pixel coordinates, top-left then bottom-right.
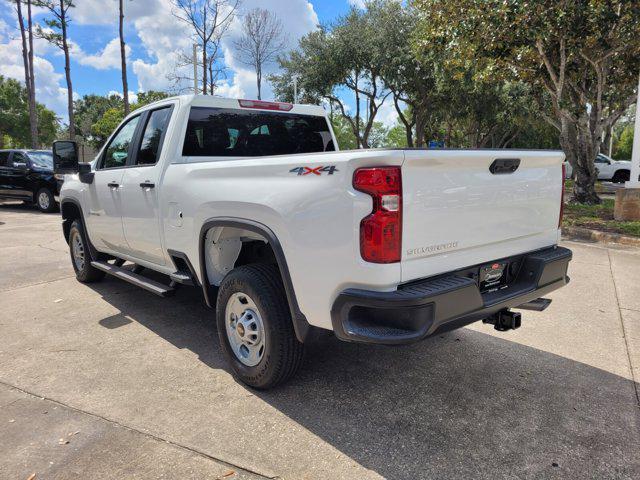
[[88, 277, 640, 479]]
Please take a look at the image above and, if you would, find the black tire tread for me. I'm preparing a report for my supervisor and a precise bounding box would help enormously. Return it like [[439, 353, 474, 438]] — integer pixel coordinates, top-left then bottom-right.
[[69, 220, 105, 283], [216, 263, 304, 389]]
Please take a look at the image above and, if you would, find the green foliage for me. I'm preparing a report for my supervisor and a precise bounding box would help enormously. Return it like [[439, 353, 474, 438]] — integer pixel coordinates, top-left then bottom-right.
[[564, 199, 640, 237], [0, 76, 58, 149], [89, 91, 170, 149], [613, 124, 634, 160], [385, 123, 409, 148], [413, 0, 640, 203], [271, 5, 395, 147], [74, 94, 124, 147], [330, 115, 357, 150]]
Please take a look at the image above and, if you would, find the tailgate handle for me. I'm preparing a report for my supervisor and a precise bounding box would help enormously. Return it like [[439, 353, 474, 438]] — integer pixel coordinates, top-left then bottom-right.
[[490, 158, 520, 174]]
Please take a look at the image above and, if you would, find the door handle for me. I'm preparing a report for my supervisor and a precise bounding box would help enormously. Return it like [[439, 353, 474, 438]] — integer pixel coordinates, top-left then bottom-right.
[[139, 181, 155, 189], [107, 182, 120, 188]]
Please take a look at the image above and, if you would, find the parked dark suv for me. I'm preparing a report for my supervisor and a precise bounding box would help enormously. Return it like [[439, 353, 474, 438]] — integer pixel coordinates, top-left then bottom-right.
[[0, 149, 62, 212]]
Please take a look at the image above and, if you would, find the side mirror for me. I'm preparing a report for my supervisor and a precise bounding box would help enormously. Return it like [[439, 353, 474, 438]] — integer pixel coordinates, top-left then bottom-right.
[[52, 140, 79, 174]]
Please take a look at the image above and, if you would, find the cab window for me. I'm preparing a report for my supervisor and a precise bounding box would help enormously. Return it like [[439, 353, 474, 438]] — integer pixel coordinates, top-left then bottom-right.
[[101, 116, 140, 169], [136, 107, 172, 165], [0, 152, 12, 166]]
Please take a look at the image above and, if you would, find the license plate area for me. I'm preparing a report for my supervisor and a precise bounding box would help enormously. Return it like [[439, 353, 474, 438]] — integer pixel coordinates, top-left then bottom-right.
[[455, 255, 524, 294], [479, 262, 508, 292]]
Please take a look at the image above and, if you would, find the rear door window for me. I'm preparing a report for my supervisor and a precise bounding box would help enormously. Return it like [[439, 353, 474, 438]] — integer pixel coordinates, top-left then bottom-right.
[[136, 107, 172, 165], [182, 107, 335, 157]]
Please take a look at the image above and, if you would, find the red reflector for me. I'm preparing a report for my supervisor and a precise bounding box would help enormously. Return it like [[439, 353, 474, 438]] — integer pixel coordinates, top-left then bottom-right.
[[238, 99, 293, 111], [559, 163, 565, 228], [354, 167, 402, 263]]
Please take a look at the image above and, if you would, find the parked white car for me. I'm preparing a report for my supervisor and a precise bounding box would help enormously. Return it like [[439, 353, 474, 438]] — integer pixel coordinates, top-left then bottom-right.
[[53, 95, 572, 388], [564, 154, 631, 182]]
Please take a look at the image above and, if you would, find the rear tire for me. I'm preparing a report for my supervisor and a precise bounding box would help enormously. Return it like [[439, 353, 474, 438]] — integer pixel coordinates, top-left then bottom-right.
[[69, 220, 105, 283], [36, 187, 56, 213], [612, 170, 630, 183], [216, 264, 304, 389]]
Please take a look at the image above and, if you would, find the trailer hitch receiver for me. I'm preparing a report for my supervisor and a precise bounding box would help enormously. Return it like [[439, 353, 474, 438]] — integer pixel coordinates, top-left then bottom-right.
[[483, 309, 522, 331]]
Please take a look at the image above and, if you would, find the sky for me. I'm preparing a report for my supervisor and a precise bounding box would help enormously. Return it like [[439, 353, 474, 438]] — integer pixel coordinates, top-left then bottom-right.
[[0, 0, 397, 126]]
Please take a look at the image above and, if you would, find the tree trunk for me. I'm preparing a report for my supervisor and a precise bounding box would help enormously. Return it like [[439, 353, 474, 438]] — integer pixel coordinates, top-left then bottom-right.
[[27, 0, 37, 147], [256, 65, 261, 100], [119, 0, 129, 115], [60, 1, 74, 140], [560, 118, 600, 204], [393, 95, 414, 148], [414, 108, 427, 147], [17, 0, 38, 148], [209, 61, 214, 94]]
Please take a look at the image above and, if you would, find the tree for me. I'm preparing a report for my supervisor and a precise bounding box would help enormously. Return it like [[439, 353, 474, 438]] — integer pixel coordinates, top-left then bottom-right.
[[0, 76, 58, 148], [413, 0, 640, 204], [74, 94, 124, 147], [14, 0, 38, 147], [119, 0, 129, 115], [234, 8, 286, 100], [614, 124, 634, 160], [90, 91, 170, 149], [35, 0, 76, 140], [171, 0, 239, 95], [272, 6, 392, 148]]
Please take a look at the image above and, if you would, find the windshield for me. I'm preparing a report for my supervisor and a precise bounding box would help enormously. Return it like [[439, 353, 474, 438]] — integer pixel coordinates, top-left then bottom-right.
[[27, 151, 53, 169]]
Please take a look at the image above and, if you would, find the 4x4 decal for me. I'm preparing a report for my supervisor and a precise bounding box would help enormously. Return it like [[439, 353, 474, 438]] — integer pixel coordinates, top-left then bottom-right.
[[289, 166, 339, 176]]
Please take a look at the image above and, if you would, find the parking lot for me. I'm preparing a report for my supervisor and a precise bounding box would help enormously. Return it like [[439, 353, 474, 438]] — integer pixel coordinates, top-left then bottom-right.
[[0, 202, 639, 479]]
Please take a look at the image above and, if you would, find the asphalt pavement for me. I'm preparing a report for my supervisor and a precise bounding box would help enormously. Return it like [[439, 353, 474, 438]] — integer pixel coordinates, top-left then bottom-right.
[[0, 201, 639, 479]]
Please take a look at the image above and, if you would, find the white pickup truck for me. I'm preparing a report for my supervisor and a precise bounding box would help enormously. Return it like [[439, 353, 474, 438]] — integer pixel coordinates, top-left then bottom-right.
[[53, 95, 572, 388]]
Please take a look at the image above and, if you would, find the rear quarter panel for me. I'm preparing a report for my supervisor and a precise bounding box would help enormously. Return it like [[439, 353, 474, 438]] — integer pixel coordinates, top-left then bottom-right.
[[161, 149, 404, 330]]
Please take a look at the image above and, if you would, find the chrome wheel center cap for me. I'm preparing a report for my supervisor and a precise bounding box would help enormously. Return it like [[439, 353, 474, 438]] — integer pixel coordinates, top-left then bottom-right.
[[236, 324, 245, 337]]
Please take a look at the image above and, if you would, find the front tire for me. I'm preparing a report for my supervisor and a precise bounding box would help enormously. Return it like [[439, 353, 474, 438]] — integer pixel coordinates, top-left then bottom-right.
[[69, 220, 105, 283], [216, 264, 304, 389], [36, 187, 56, 213]]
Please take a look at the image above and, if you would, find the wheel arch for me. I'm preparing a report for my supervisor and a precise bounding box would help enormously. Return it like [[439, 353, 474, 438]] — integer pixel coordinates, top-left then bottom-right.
[[60, 198, 102, 261], [199, 217, 310, 343]]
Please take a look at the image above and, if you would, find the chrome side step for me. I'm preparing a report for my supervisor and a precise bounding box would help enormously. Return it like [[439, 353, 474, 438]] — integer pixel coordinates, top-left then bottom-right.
[[91, 261, 175, 297], [516, 297, 552, 312]]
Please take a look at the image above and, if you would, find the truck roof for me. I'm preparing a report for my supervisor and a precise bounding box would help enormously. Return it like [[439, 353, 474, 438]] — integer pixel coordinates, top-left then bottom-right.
[[138, 94, 328, 118]]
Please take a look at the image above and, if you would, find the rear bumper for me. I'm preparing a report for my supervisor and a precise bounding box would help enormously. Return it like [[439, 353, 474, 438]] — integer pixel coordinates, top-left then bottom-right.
[[330, 246, 572, 345]]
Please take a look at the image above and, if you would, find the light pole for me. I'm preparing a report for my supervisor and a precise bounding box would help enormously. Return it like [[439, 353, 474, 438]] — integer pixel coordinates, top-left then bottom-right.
[[193, 44, 198, 95]]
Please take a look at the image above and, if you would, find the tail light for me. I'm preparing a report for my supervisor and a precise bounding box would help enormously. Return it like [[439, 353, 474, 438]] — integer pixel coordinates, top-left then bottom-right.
[[559, 163, 565, 228], [353, 167, 402, 263]]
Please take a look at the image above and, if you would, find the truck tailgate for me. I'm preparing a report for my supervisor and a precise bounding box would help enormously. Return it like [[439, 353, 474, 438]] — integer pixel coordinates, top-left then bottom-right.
[[401, 149, 564, 283]]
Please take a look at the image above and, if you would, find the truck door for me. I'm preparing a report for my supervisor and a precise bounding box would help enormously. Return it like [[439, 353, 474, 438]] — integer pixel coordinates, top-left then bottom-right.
[[119, 106, 173, 266], [85, 115, 141, 254], [0, 151, 14, 196], [10, 152, 32, 198]]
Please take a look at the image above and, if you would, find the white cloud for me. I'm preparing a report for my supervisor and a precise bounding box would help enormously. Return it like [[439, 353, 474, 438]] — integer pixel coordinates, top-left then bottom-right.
[[219, 0, 320, 100], [348, 0, 366, 8], [77, 37, 130, 70], [107, 90, 139, 104], [71, 0, 159, 25], [0, 35, 68, 119], [376, 98, 400, 127]]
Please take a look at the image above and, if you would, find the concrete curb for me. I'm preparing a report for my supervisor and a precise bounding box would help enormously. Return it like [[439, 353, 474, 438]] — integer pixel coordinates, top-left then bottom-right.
[[562, 226, 640, 246]]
